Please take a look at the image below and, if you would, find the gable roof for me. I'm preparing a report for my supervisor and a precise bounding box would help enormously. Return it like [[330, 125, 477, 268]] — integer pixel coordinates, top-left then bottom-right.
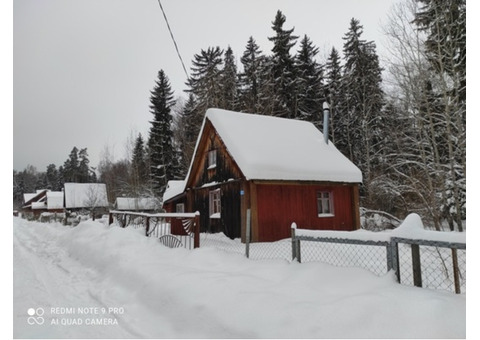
[[187, 108, 362, 183], [64, 183, 108, 209], [23, 189, 48, 206]]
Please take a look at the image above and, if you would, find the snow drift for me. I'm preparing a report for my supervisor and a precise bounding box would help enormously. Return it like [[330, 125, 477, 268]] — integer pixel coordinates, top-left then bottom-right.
[[13, 217, 466, 338]]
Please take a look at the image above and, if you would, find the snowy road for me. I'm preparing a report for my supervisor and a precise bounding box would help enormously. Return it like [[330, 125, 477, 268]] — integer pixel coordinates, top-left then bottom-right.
[[13, 219, 142, 338], [13, 217, 466, 338]]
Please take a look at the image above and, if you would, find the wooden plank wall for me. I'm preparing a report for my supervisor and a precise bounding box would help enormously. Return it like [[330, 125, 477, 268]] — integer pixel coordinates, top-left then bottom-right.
[[255, 183, 355, 242]]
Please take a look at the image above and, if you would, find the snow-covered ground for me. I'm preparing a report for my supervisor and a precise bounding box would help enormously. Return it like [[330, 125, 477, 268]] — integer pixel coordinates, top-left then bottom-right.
[[13, 217, 466, 338]]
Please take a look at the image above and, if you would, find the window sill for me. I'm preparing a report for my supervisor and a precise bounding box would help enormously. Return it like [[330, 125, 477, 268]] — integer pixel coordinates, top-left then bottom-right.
[[318, 213, 334, 218], [210, 213, 221, 219], [207, 164, 217, 170]]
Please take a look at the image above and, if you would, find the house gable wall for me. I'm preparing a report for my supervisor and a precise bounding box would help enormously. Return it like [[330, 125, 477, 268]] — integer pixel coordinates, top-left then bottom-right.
[[186, 119, 244, 239], [188, 120, 244, 189]]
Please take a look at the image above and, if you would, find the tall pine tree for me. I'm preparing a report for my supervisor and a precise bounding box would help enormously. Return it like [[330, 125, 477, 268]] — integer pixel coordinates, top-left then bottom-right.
[[131, 133, 149, 195], [239, 36, 263, 113], [340, 18, 384, 202], [325, 47, 343, 145], [295, 34, 324, 128], [268, 10, 298, 118], [186, 46, 224, 114], [221, 46, 239, 110], [148, 70, 179, 196]]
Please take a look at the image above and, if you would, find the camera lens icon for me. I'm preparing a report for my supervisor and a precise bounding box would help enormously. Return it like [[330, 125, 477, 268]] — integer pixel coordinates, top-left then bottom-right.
[[27, 308, 45, 325]]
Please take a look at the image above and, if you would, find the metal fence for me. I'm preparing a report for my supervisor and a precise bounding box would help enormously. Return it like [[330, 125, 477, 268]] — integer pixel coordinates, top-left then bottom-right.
[[107, 211, 465, 294], [291, 228, 466, 294], [391, 237, 466, 294], [292, 235, 392, 276], [108, 210, 200, 249], [199, 232, 292, 261]]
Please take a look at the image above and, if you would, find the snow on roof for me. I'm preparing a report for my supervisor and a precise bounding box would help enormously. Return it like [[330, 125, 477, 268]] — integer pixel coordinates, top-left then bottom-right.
[[23, 189, 48, 204], [200, 108, 362, 183], [32, 201, 46, 210], [115, 197, 158, 211], [64, 183, 108, 209], [163, 180, 186, 202], [47, 191, 64, 210], [23, 193, 37, 203]]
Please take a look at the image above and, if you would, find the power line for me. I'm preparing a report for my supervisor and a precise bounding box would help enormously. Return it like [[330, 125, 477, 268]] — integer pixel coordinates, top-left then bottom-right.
[[156, 0, 189, 79]]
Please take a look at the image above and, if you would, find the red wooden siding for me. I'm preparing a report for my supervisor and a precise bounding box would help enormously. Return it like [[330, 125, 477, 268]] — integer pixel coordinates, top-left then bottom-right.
[[255, 183, 355, 242]]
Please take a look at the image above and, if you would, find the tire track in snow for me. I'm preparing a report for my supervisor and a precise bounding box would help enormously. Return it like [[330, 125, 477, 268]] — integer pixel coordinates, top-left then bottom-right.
[[13, 219, 139, 338]]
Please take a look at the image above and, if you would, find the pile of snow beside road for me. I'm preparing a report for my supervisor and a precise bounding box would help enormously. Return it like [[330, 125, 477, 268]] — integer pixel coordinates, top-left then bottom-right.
[[13, 218, 466, 338]]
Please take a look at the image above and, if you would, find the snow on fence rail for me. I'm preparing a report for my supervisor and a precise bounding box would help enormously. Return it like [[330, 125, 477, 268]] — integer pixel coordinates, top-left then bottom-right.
[[291, 217, 466, 294], [108, 210, 200, 249]]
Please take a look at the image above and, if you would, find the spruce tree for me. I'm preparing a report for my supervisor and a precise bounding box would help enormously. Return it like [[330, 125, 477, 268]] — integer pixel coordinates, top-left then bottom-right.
[[148, 69, 179, 195], [239, 36, 263, 113], [131, 133, 148, 194], [45, 164, 62, 191], [295, 35, 324, 128], [176, 93, 202, 172], [340, 18, 384, 201], [221, 46, 239, 110], [325, 47, 343, 145], [186, 46, 224, 114], [268, 10, 298, 118]]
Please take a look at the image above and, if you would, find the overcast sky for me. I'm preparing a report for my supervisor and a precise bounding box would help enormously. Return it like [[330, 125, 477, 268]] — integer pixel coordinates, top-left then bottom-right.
[[13, 0, 401, 172]]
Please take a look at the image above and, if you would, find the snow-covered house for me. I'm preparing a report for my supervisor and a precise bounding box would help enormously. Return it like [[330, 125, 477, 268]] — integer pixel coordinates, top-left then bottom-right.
[[22, 189, 64, 218], [163, 108, 363, 242], [114, 197, 158, 212], [64, 183, 109, 217]]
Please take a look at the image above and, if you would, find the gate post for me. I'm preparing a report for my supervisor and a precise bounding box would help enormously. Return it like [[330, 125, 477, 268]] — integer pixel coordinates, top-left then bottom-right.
[[391, 238, 400, 283], [145, 216, 150, 237], [411, 244, 422, 288], [194, 212, 200, 248], [452, 248, 461, 294]]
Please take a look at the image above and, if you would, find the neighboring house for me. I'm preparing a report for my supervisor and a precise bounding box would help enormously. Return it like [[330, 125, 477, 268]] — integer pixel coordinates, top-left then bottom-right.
[[163, 108, 363, 242], [114, 197, 159, 212], [22, 189, 64, 218], [64, 183, 109, 217], [163, 180, 186, 212], [22, 189, 48, 218]]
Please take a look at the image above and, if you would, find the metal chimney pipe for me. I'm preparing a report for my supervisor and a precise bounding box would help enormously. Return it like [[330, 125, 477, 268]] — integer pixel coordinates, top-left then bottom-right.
[[323, 102, 330, 144]]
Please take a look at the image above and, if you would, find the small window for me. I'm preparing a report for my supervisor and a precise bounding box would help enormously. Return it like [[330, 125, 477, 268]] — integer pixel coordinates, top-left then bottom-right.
[[209, 189, 221, 218], [208, 149, 217, 169], [317, 191, 334, 217], [176, 203, 185, 213]]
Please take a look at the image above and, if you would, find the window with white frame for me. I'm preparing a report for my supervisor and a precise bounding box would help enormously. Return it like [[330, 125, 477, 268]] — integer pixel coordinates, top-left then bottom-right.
[[317, 191, 334, 217], [209, 189, 221, 218], [176, 203, 185, 213], [207, 149, 217, 169]]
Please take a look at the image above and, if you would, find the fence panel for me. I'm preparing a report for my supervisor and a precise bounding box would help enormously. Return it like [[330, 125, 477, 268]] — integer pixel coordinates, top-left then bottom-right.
[[291, 229, 466, 294], [294, 236, 392, 276], [199, 232, 292, 261], [109, 211, 200, 249], [391, 237, 466, 294]]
